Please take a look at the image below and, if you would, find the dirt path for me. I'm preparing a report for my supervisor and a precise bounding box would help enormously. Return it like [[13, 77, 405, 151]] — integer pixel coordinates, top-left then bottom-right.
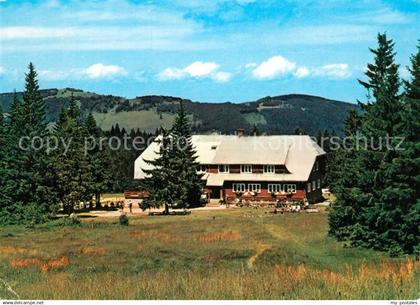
[[247, 242, 271, 269], [83, 205, 230, 218]]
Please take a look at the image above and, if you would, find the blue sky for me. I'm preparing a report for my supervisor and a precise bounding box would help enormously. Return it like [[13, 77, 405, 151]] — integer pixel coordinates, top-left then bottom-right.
[[0, 0, 418, 103]]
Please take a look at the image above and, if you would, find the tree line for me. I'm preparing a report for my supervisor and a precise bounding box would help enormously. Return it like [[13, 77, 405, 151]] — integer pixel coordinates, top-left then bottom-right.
[[328, 34, 419, 256], [0, 64, 153, 224]]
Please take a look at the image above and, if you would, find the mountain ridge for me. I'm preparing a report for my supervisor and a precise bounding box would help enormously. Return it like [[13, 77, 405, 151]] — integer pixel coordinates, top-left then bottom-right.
[[0, 88, 357, 135]]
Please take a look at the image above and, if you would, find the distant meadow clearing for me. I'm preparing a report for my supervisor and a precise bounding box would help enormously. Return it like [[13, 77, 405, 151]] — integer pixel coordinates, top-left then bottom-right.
[[0, 209, 418, 300]]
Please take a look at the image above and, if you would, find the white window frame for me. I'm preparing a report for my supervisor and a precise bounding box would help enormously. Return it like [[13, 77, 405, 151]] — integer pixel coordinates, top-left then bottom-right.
[[240, 164, 252, 173], [263, 165, 275, 174], [312, 181, 316, 191], [218, 165, 229, 173], [248, 183, 261, 193], [285, 184, 297, 193], [268, 184, 282, 193], [307, 182, 311, 193], [317, 179, 321, 189], [233, 183, 246, 192]]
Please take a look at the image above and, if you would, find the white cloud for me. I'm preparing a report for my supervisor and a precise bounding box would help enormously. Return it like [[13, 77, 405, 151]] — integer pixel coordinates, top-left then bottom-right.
[[244, 62, 257, 69], [251, 56, 296, 79], [158, 67, 185, 80], [213, 71, 232, 83], [245, 56, 351, 80], [39, 69, 74, 81], [183, 61, 219, 77], [313, 63, 351, 79], [38, 63, 127, 81], [85, 63, 127, 79], [294, 66, 310, 78], [158, 61, 232, 83]]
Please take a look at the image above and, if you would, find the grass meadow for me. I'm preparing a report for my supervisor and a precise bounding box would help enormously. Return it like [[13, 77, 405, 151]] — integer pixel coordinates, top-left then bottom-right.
[[0, 208, 418, 300]]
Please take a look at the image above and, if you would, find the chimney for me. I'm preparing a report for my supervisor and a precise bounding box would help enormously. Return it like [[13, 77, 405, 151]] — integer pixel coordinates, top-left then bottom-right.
[[236, 128, 245, 137]]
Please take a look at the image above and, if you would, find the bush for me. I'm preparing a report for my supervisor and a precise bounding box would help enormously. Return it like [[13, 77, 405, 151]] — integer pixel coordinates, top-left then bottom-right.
[[119, 214, 129, 226], [389, 245, 403, 257], [65, 213, 81, 226]]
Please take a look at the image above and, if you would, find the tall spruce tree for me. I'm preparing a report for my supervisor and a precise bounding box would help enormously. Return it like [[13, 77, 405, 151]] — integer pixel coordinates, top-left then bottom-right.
[[85, 112, 112, 209], [2, 63, 59, 223], [370, 44, 420, 255], [0, 105, 9, 222], [53, 102, 92, 215], [141, 129, 179, 214], [170, 101, 204, 208], [329, 34, 419, 254], [141, 101, 204, 214]]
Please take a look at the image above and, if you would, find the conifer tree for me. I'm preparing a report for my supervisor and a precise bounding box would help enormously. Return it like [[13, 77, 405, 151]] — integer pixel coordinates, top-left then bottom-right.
[[141, 101, 204, 214], [3, 63, 59, 223], [370, 44, 420, 255], [141, 129, 178, 214], [53, 102, 92, 215], [329, 34, 419, 254], [170, 101, 204, 208], [85, 113, 112, 209]]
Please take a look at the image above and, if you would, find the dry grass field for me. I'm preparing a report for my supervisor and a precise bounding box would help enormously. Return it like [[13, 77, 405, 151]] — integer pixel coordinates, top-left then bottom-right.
[[0, 208, 418, 300]]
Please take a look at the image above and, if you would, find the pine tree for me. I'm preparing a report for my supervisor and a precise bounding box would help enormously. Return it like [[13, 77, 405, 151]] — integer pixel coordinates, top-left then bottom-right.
[[85, 113, 112, 209], [351, 33, 403, 251], [21, 63, 47, 135], [141, 101, 204, 214], [68, 92, 81, 121], [2, 63, 59, 223], [141, 129, 178, 214], [370, 44, 420, 255], [329, 34, 418, 254], [53, 103, 92, 215], [170, 101, 204, 208], [0, 105, 4, 147]]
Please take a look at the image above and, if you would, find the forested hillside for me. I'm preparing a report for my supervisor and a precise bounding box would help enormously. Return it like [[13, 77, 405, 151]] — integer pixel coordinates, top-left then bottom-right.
[[0, 89, 356, 135]]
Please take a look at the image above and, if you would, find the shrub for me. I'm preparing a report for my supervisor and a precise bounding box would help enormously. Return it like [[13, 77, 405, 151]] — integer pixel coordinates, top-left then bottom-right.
[[65, 213, 81, 226], [389, 245, 403, 257], [119, 214, 129, 226]]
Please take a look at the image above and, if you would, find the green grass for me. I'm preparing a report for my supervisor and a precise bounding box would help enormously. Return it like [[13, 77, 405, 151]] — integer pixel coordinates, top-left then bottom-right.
[[93, 109, 175, 132], [0, 209, 418, 300]]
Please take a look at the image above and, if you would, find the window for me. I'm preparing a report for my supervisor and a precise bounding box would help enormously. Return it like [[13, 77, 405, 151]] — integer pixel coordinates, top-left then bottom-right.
[[233, 183, 246, 192], [263, 165, 275, 173], [240, 165, 252, 173], [307, 182, 311, 193], [268, 184, 282, 193], [314, 161, 319, 171], [248, 184, 261, 193], [219, 165, 229, 173], [317, 179, 321, 189], [285, 184, 296, 193], [312, 181, 316, 191], [198, 165, 208, 172]]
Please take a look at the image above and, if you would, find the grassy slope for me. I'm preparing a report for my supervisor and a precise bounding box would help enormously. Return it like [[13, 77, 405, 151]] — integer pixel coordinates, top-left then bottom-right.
[[93, 109, 175, 133], [0, 209, 418, 300]]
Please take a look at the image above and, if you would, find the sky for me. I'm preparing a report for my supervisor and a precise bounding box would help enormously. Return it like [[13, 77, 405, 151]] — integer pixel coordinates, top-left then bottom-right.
[[0, 0, 418, 103]]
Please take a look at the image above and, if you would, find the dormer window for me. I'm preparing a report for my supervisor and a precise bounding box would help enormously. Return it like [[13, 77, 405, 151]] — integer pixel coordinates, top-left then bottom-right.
[[240, 165, 252, 173], [263, 165, 275, 173], [211, 145, 217, 150]]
